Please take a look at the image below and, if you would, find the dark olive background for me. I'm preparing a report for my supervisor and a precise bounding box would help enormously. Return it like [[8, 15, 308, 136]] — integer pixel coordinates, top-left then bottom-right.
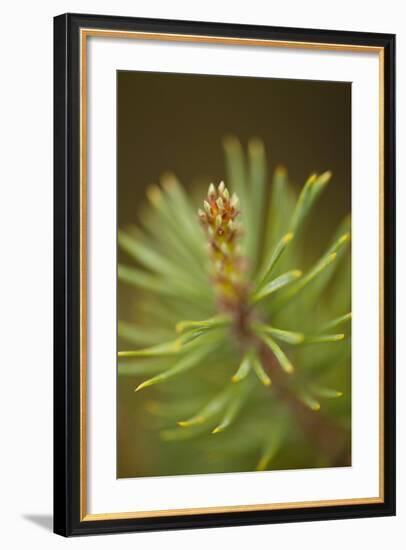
[[117, 70, 351, 478], [118, 71, 351, 228]]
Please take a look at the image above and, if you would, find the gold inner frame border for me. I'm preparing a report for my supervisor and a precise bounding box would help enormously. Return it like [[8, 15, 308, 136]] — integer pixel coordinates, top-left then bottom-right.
[[79, 28, 385, 522]]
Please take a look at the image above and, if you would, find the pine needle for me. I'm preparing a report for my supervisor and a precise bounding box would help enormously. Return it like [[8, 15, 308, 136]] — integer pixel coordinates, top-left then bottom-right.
[[251, 269, 302, 303], [176, 315, 230, 334], [302, 334, 345, 344], [252, 355, 272, 386], [252, 322, 304, 345], [177, 385, 232, 427], [134, 345, 214, 392], [231, 352, 253, 383], [289, 171, 332, 235], [320, 312, 352, 332], [257, 333, 295, 374], [212, 380, 254, 433], [255, 232, 295, 290], [310, 385, 343, 399], [297, 391, 321, 412]]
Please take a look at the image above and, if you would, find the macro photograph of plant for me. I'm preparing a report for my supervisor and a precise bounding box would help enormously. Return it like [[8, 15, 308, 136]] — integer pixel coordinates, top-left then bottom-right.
[[117, 71, 351, 479]]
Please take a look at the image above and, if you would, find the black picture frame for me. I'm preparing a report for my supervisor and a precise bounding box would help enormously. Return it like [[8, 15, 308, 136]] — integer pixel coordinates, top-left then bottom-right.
[[54, 12, 396, 537]]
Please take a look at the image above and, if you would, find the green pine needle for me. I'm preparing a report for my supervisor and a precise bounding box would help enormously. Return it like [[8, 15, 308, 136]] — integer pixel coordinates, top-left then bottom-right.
[[251, 269, 302, 303]]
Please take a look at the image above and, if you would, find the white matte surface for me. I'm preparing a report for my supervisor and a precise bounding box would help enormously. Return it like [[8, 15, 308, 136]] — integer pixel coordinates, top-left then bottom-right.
[[87, 35, 380, 514]]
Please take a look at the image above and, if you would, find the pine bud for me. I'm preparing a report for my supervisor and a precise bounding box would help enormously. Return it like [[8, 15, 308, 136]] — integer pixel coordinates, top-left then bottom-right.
[[198, 186, 247, 310], [208, 183, 216, 200]]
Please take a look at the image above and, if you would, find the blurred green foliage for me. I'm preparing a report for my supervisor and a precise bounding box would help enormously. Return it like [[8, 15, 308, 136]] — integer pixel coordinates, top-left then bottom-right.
[[117, 136, 351, 478]]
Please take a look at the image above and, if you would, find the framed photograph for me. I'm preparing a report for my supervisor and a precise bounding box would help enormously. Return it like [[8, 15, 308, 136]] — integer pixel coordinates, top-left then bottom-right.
[[54, 13, 396, 536]]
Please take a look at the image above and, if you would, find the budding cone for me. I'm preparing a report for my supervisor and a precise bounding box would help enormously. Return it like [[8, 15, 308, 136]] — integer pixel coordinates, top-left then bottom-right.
[[198, 181, 247, 310]]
